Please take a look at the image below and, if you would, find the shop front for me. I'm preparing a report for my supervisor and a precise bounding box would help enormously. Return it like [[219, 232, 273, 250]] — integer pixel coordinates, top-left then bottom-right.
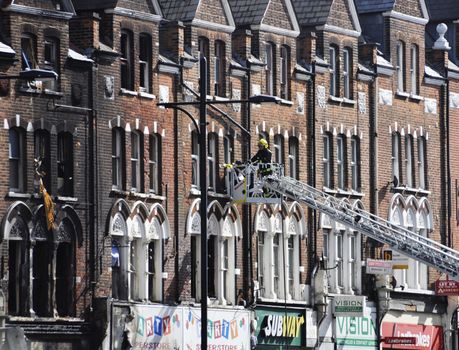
[[380, 311, 444, 350], [254, 305, 314, 349]]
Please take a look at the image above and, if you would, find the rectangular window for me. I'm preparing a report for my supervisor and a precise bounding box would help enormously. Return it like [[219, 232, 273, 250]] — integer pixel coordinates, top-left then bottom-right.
[[392, 133, 401, 185], [329, 46, 338, 96], [191, 131, 200, 188], [129, 242, 136, 301], [323, 229, 330, 265], [43, 37, 59, 91], [208, 235, 216, 298], [214, 41, 225, 97], [112, 128, 125, 189], [396, 41, 405, 92], [21, 34, 37, 70], [131, 131, 143, 192], [351, 137, 360, 191], [323, 134, 332, 188], [265, 43, 274, 95], [57, 132, 74, 197], [337, 135, 346, 189], [198, 37, 210, 91], [343, 48, 351, 99], [9, 128, 26, 192], [34, 130, 51, 192], [222, 238, 229, 300], [336, 232, 343, 289], [208, 133, 217, 190], [149, 134, 160, 194], [147, 241, 156, 302], [288, 137, 299, 179], [410, 45, 418, 95], [139, 34, 152, 93], [280, 46, 289, 99], [349, 233, 357, 290], [223, 135, 233, 193], [121, 30, 134, 90], [258, 232, 265, 298], [287, 236, 294, 295], [273, 233, 280, 297], [274, 134, 284, 164], [418, 137, 427, 189], [405, 135, 414, 187]]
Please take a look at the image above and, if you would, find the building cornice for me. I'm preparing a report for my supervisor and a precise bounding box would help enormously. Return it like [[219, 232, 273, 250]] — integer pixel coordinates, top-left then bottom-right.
[[105, 7, 162, 23]]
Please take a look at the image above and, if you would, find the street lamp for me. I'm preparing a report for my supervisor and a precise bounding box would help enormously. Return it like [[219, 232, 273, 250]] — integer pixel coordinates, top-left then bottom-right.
[[157, 56, 279, 349]]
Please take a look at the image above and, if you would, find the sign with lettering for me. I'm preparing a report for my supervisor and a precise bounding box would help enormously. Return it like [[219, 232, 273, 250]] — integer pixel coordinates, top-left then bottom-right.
[[435, 279, 459, 295], [255, 307, 306, 347], [333, 296, 366, 317], [336, 306, 377, 350], [366, 259, 393, 275], [381, 322, 443, 350], [383, 337, 416, 345], [384, 249, 408, 269], [183, 307, 250, 350]]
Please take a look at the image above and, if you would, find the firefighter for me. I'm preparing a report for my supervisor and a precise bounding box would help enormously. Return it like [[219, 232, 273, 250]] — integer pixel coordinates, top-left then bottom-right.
[[251, 138, 272, 164]]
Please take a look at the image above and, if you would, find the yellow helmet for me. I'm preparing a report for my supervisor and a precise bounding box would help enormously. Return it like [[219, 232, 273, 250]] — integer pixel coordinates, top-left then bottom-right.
[[259, 138, 269, 148]]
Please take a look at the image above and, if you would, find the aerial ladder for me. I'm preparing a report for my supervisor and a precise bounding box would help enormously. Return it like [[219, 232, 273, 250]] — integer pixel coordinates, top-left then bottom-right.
[[227, 162, 459, 280]]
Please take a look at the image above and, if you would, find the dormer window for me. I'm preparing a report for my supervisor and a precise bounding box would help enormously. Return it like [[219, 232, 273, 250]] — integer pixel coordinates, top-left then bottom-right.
[[120, 29, 134, 90], [329, 45, 338, 97], [396, 41, 405, 92], [265, 43, 275, 95]]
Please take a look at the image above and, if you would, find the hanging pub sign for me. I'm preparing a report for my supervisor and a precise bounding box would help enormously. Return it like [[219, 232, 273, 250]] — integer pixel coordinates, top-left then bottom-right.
[[255, 307, 306, 348], [333, 296, 366, 317], [435, 279, 459, 296]]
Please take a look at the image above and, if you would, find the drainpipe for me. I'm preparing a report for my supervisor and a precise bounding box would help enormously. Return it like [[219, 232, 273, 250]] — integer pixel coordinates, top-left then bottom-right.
[[446, 77, 451, 247]]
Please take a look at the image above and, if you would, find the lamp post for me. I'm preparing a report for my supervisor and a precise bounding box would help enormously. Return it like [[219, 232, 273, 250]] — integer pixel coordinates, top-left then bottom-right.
[[158, 56, 279, 349]]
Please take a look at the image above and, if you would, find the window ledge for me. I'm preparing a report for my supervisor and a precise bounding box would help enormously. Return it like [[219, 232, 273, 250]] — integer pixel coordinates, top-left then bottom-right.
[[279, 99, 294, 106], [392, 186, 430, 196], [138, 91, 156, 99], [55, 196, 78, 203], [120, 88, 138, 96], [329, 96, 344, 103], [395, 90, 410, 98], [17, 86, 41, 94], [342, 98, 356, 105], [389, 287, 435, 295], [257, 297, 306, 305], [207, 191, 230, 199], [409, 93, 423, 102], [323, 187, 338, 194], [8, 191, 31, 199], [110, 188, 130, 197], [334, 189, 365, 198], [213, 95, 229, 101], [43, 89, 64, 97], [190, 187, 201, 196], [128, 190, 166, 201]]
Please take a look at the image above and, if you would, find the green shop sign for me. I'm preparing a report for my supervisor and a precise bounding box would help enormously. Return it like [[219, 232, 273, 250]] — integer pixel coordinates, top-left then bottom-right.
[[335, 307, 378, 350], [255, 307, 305, 348]]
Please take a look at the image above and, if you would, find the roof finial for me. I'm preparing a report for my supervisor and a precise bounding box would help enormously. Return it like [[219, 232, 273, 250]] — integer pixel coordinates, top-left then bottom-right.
[[433, 23, 451, 50]]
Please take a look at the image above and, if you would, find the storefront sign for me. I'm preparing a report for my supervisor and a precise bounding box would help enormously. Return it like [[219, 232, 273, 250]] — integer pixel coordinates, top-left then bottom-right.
[[183, 307, 250, 350], [255, 307, 306, 347], [366, 259, 393, 275], [383, 337, 416, 345], [435, 279, 459, 295], [333, 296, 366, 317], [335, 306, 377, 350], [381, 322, 443, 350], [383, 249, 408, 269], [128, 305, 182, 350]]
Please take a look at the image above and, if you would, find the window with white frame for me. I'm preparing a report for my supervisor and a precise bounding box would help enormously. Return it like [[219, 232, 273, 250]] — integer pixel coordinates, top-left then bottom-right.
[[323, 133, 333, 188], [112, 127, 125, 190], [257, 229, 266, 298], [323, 229, 330, 264], [392, 132, 401, 185], [410, 44, 418, 95], [191, 130, 199, 188], [220, 215, 236, 305], [280, 45, 289, 99], [265, 43, 275, 95], [287, 215, 302, 300], [416, 210, 428, 290], [35, 129, 51, 192], [214, 40, 225, 97], [43, 37, 59, 91], [149, 133, 161, 194], [348, 231, 357, 291], [139, 33, 152, 93], [288, 137, 299, 179], [121, 29, 134, 90], [9, 127, 26, 193], [273, 223, 282, 298], [147, 214, 166, 302], [336, 134, 346, 190], [405, 134, 414, 187], [350, 137, 360, 191], [396, 41, 405, 92], [256, 211, 270, 299], [335, 230, 344, 290], [329, 45, 338, 96], [129, 215, 144, 301], [191, 233, 201, 300], [343, 47, 351, 99], [418, 136, 427, 189], [131, 131, 143, 192], [111, 213, 129, 300], [208, 133, 218, 191], [274, 134, 284, 164]]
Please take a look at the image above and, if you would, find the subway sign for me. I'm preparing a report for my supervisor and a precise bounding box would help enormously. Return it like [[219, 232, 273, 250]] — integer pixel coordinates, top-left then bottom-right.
[[256, 307, 306, 347]]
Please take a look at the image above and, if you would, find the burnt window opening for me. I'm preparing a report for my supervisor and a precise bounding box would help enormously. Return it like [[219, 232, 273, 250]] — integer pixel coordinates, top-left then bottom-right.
[[32, 220, 52, 317], [139, 33, 152, 93], [43, 36, 59, 91], [34, 129, 51, 193]]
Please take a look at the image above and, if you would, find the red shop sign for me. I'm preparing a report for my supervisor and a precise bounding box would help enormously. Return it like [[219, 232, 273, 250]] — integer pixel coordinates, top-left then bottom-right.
[[435, 279, 459, 295], [381, 323, 443, 350]]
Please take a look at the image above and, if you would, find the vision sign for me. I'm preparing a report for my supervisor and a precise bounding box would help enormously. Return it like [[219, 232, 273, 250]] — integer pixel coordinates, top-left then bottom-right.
[[335, 307, 377, 350], [333, 296, 366, 317]]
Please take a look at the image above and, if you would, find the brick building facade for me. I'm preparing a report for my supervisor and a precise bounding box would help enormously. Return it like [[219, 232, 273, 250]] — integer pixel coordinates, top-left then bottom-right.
[[0, 0, 458, 349]]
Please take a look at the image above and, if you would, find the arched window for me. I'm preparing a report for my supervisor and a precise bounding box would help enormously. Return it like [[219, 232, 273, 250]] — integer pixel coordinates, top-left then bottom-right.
[[110, 212, 129, 300]]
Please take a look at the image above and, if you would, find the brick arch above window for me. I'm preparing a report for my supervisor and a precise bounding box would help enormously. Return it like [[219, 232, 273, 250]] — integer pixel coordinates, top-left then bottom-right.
[[32, 118, 55, 133], [54, 205, 83, 247], [146, 203, 170, 240], [4, 115, 28, 130], [20, 24, 39, 36], [56, 120, 76, 135], [2, 201, 34, 241], [109, 116, 127, 130], [106, 199, 131, 236]]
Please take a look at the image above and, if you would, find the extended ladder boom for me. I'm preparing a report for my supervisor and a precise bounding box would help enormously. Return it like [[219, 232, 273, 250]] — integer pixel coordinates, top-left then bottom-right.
[[263, 173, 459, 280]]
